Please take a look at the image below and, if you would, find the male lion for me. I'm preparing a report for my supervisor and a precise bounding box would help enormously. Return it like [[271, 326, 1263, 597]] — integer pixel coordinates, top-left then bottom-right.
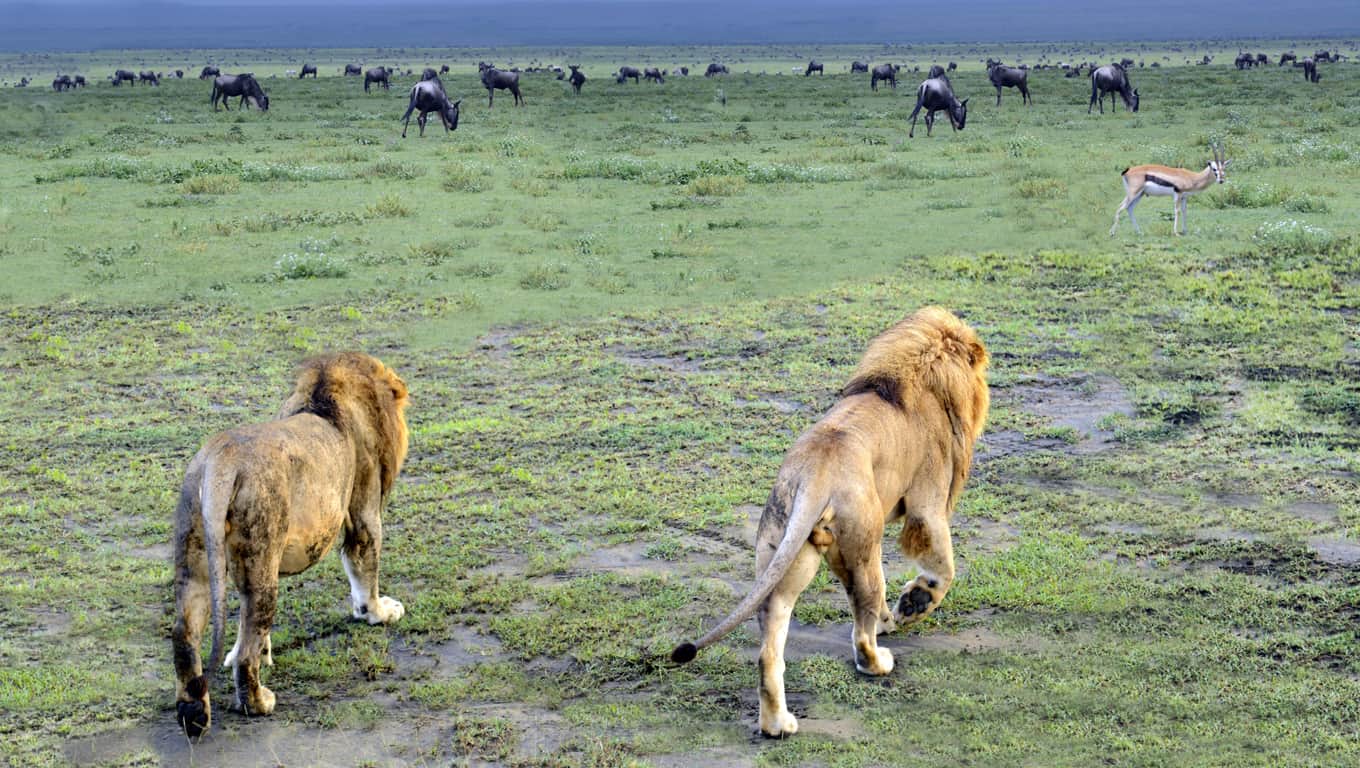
[[172, 352, 410, 739], [671, 307, 989, 737]]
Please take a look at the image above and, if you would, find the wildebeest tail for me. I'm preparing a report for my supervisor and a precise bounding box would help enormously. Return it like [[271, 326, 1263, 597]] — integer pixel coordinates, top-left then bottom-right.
[[671, 479, 829, 664]]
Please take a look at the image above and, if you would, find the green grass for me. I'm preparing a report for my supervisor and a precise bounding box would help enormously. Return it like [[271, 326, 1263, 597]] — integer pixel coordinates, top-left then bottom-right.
[[2, 41, 1360, 768]]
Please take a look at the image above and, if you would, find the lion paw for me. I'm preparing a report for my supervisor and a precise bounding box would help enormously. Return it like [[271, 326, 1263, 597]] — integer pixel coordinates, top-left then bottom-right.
[[894, 577, 942, 625], [248, 685, 276, 716], [760, 710, 799, 738], [358, 595, 405, 624], [855, 645, 894, 676]]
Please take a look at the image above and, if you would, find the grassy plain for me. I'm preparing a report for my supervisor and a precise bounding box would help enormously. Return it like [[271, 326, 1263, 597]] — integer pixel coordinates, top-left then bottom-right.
[[1, 42, 1359, 767]]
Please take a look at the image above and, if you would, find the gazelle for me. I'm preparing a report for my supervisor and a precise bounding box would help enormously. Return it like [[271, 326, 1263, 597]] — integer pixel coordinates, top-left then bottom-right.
[[1110, 143, 1229, 236]]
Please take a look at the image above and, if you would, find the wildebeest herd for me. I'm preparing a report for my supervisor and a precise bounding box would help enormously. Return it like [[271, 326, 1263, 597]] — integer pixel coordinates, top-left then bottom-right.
[[21, 50, 1347, 144]]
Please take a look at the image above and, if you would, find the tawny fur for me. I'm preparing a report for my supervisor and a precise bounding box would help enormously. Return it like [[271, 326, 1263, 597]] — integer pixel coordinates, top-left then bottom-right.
[[671, 306, 989, 738], [171, 352, 409, 740]]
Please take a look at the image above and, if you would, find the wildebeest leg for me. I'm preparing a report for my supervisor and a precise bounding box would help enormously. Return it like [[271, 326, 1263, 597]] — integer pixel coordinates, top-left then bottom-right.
[[400, 101, 417, 138], [1021, 83, 1031, 105], [418, 112, 428, 137], [906, 99, 924, 137], [995, 85, 1002, 106], [487, 87, 494, 108], [1089, 83, 1098, 113], [755, 538, 820, 738], [514, 85, 523, 106], [924, 110, 935, 137]]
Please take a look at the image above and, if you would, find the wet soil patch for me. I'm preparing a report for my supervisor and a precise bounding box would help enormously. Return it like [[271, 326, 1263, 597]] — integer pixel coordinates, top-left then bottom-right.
[[1004, 374, 1137, 454]]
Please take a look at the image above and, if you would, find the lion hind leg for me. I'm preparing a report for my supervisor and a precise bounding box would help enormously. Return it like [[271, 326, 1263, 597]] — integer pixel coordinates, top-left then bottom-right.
[[341, 524, 403, 625], [894, 508, 956, 627], [846, 549, 895, 676], [172, 558, 212, 739], [230, 573, 278, 716], [756, 541, 821, 738]]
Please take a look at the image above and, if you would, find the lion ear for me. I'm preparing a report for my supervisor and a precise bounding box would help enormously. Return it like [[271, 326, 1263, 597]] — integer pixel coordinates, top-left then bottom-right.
[[388, 372, 409, 404]]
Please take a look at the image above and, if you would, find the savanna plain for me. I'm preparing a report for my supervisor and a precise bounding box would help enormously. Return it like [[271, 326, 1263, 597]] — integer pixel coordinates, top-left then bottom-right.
[[1, 40, 1359, 767]]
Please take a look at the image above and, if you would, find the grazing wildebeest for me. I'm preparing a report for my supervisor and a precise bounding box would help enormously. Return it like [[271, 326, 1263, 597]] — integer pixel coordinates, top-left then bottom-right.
[[907, 76, 968, 137], [440, 64, 450, 74], [400, 80, 461, 138], [644, 67, 664, 84], [481, 67, 523, 107], [344, 64, 362, 76], [678, 66, 689, 76], [871, 63, 899, 90], [364, 67, 390, 93], [927, 64, 946, 79], [947, 61, 958, 72], [1119, 57, 1135, 69], [74, 75, 87, 87], [850, 60, 869, 74], [1255, 53, 1268, 67], [15, 77, 28, 88], [805, 60, 823, 76], [988, 64, 1031, 105], [617, 66, 641, 84], [705, 63, 728, 77], [53, 75, 73, 91], [1111, 142, 1228, 236], [300, 64, 317, 79], [1301, 58, 1320, 83], [568, 65, 586, 94], [421, 67, 440, 81], [112, 69, 136, 86], [1234, 53, 1252, 70], [1279, 52, 1297, 67], [175, 70, 184, 79], [1088, 64, 1138, 114], [199, 66, 220, 80], [1314, 49, 1334, 63], [211, 73, 269, 111]]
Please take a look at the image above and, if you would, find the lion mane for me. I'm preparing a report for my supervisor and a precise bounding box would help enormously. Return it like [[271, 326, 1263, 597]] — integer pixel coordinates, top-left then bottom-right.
[[671, 306, 989, 737], [172, 352, 409, 740]]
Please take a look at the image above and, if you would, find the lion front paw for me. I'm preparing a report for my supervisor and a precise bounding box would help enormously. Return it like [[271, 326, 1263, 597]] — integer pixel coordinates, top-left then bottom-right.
[[357, 595, 405, 624], [759, 709, 799, 738], [894, 576, 944, 625], [246, 685, 276, 716]]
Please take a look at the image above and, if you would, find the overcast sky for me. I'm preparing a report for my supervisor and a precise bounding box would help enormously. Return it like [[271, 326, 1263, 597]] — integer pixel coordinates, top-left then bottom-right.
[[1, 1, 1356, 51]]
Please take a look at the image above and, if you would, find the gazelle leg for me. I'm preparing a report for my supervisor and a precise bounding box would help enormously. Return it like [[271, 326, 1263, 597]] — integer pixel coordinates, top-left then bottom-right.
[[1126, 193, 1143, 234]]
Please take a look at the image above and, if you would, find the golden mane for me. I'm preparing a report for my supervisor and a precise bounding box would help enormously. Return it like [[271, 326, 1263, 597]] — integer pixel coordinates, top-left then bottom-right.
[[841, 306, 989, 505], [281, 352, 410, 496]]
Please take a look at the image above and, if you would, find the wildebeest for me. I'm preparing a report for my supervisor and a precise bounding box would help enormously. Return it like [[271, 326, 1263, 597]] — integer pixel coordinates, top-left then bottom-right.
[[850, 61, 869, 74], [52, 75, 73, 91], [211, 73, 269, 111], [1234, 53, 1252, 70], [907, 76, 968, 138], [705, 63, 728, 77], [344, 64, 362, 76], [644, 67, 665, 84], [481, 67, 523, 107], [300, 64, 317, 79], [174, 70, 184, 79], [199, 66, 220, 79], [1301, 58, 1320, 83], [364, 67, 390, 93], [1255, 53, 1268, 67], [927, 64, 946, 79], [805, 60, 823, 76], [947, 61, 958, 72], [568, 65, 586, 94], [1088, 64, 1139, 113], [15, 77, 28, 88], [421, 67, 440, 82], [1314, 49, 1335, 63], [871, 63, 899, 90], [988, 64, 1030, 105], [1119, 57, 1135, 69], [616, 66, 641, 84], [440, 64, 450, 74], [112, 69, 136, 86], [678, 66, 689, 76], [1279, 52, 1297, 67], [400, 80, 461, 138], [73, 75, 86, 87]]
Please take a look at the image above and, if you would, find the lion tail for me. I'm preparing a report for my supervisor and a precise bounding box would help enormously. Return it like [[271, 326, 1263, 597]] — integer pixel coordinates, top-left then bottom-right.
[[671, 479, 829, 664], [198, 462, 235, 686]]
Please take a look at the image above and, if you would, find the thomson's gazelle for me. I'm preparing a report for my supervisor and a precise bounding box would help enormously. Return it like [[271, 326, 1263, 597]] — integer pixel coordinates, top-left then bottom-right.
[[1110, 143, 1229, 236]]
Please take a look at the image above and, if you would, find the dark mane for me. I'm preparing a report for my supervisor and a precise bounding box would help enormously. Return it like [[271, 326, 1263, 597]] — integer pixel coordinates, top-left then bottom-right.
[[840, 373, 904, 408]]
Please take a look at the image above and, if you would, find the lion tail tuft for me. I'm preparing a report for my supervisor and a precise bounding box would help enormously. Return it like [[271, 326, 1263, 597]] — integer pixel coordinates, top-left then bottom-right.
[[670, 642, 698, 664]]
